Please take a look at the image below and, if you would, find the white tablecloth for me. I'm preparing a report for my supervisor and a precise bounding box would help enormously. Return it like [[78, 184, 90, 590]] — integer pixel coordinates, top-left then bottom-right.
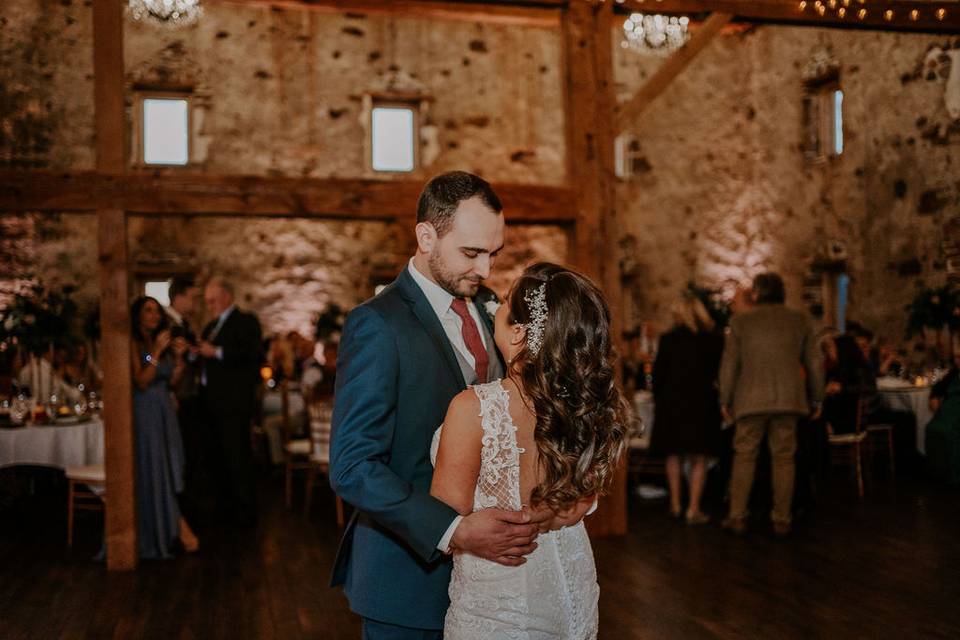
[[0, 418, 105, 469], [878, 388, 931, 455]]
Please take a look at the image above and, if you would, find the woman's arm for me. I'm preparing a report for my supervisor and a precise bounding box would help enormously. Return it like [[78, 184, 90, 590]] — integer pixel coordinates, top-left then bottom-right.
[[430, 390, 484, 516], [132, 340, 158, 391]]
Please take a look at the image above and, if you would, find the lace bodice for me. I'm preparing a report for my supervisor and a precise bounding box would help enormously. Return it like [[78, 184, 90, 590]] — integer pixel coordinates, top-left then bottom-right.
[[431, 380, 525, 513], [431, 380, 599, 639]]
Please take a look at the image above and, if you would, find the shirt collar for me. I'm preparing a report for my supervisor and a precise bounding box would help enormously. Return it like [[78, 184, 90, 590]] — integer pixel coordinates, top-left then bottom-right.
[[218, 305, 236, 324], [408, 257, 469, 318], [165, 306, 184, 325]]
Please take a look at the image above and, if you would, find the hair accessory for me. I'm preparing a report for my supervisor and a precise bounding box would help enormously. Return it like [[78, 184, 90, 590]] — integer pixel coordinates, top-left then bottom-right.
[[523, 283, 548, 356]]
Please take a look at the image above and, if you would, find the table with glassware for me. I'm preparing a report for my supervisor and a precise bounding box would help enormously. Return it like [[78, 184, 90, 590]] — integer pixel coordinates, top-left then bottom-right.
[[876, 376, 933, 455], [0, 391, 105, 469], [0, 417, 105, 469]]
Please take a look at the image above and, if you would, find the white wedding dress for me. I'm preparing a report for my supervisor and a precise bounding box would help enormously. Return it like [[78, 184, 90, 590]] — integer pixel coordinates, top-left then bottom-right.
[[430, 380, 599, 640]]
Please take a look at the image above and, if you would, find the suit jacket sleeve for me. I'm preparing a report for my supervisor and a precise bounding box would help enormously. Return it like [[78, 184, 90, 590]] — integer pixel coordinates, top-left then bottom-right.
[[329, 305, 459, 563], [719, 322, 740, 409], [221, 313, 263, 367]]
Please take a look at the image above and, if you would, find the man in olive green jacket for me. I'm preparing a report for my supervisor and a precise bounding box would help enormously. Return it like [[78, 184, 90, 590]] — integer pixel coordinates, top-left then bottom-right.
[[719, 273, 823, 535]]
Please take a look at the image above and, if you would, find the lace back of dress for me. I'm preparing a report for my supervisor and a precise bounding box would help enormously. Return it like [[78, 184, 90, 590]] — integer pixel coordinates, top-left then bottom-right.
[[473, 382, 524, 512]]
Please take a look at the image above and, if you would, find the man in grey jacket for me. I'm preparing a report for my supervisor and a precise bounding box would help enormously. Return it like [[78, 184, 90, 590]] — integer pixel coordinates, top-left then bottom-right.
[[719, 272, 823, 536]]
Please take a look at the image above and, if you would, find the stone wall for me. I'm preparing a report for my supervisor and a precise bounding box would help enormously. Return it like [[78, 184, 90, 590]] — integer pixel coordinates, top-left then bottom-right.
[[614, 25, 960, 341], [0, 1, 567, 335]]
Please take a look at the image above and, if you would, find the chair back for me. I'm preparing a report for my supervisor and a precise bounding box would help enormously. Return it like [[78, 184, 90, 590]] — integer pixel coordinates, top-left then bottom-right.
[[308, 399, 334, 463]]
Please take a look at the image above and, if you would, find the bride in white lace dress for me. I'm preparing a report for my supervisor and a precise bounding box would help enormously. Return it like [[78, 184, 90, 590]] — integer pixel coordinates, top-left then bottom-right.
[[430, 263, 631, 640]]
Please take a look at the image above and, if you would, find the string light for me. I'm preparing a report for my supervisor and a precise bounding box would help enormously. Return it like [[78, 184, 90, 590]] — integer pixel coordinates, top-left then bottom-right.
[[857, 8, 867, 19], [817, 4, 827, 15], [910, 9, 919, 20], [828, 0, 837, 9], [799, 0, 807, 10], [884, 9, 894, 20], [936, 8, 946, 20], [838, 7, 846, 18]]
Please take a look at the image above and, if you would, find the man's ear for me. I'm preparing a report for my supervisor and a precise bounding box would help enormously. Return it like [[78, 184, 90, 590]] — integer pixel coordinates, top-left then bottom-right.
[[415, 222, 438, 254]]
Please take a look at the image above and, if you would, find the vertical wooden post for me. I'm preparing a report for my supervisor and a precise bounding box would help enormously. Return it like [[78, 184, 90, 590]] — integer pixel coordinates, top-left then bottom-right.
[[562, 0, 626, 536], [93, 0, 136, 570]]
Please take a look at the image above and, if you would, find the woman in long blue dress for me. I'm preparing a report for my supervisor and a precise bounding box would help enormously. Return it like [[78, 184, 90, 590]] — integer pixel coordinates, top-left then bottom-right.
[[131, 296, 199, 558]]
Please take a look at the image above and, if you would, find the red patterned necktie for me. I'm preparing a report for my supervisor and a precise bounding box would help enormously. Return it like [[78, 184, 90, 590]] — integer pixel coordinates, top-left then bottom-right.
[[450, 298, 488, 384]]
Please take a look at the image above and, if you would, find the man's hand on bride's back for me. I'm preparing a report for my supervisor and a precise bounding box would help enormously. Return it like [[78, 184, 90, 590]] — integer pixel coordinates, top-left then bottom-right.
[[523, 497, 597, 534], [450, 509, 540, 567]]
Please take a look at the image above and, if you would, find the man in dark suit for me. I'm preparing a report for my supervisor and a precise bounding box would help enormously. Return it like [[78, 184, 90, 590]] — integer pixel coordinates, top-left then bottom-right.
[[330, 172, 546, 639], [199, 277, 263, 527], [165, 277, 202, 522]]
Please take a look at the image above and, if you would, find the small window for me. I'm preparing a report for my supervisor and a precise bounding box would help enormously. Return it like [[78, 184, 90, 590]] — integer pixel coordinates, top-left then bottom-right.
[[142, 97, 190, 165], [803, 79, 843, 162], [144, 280, 171, 307], [371, 106, 416, 172]]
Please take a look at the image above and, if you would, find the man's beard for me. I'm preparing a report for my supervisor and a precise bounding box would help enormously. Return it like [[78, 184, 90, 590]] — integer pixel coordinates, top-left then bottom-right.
[[428, 252, 481, 298]]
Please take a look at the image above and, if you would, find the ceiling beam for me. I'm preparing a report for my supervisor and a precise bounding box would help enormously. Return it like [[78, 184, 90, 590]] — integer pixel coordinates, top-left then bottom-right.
[[616, 11, 732, 131], [615, 0, 960, 34], [213, 0, 563, 27], [0, 171, 577, 225]]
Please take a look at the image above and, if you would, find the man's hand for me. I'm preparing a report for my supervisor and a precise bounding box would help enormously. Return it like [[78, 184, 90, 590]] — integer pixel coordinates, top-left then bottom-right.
[[524, 498, 595, 533], [198, 341, 218, 359], [721, 405, 733, 425], [450, 509, 539, 567]]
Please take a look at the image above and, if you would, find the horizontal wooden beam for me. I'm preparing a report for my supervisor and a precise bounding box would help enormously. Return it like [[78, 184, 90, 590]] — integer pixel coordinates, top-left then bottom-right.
[[616, 11, 732, 131], [0, 171, 576, 224], [214, 0, 563, 27], [616, 0, 960, 34]]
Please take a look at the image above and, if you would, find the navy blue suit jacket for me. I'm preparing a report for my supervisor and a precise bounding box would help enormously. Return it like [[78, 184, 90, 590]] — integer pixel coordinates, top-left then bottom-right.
[[329, 266, 503, 630]]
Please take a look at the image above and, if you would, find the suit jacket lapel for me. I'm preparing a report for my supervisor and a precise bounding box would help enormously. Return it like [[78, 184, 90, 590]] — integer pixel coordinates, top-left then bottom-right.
[[397, 268, 467, 390]]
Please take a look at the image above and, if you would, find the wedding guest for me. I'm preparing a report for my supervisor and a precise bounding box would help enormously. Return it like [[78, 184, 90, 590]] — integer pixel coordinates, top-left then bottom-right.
[[16, 347, 72, 404], [165, 277, 203, 523], [650, 295, 723, 524], [822, 335, 875, 434], [926, 343, 960, 484], [720, 272, 823, 537], [198, 277, 263, 527], [60, 342, 100, 392], [130, 296, 198, 558]]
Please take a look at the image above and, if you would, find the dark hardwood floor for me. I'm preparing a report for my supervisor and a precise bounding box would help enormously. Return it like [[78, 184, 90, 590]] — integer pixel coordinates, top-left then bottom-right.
[[1, 466, 958, 639]]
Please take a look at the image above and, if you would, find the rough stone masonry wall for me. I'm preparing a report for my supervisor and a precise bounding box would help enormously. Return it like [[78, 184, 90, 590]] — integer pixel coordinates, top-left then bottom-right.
[[615, 25, 960, 342], [0, 1, 567, 335]]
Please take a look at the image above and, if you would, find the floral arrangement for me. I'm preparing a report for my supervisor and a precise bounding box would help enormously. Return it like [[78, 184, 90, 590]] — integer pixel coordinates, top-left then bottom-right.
[[0, 285, 79, 355], [906, 285, 960, 337]]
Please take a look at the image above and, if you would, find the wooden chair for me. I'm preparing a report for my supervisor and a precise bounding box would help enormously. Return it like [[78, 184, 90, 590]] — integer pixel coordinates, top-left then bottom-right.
[[304, 398, 345, 526], [65, 464, 105, 548], [865, 421, 896, 478], [280, 381, 312, 509], [827, 395, 869, 498]]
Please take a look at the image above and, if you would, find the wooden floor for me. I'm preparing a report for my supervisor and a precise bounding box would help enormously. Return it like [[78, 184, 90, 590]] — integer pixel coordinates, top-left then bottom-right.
[[1, 467, 958, 639]]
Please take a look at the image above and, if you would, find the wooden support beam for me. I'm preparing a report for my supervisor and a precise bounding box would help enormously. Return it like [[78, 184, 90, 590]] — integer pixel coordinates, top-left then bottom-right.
[[93, 0, 137, 571], [0, 171, 577, 224], [563, 0, 626, 537], [616, 12, 732, 131], [616, 0, 960, 34], [215, 0, 563, 27]]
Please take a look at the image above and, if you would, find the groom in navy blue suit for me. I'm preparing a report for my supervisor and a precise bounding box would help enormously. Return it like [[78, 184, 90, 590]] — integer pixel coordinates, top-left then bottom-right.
[[330, 172, 545, 639]]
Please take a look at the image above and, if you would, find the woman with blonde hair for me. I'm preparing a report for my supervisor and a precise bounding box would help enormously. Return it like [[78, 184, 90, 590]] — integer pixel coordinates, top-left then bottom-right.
[[650, 293, 724, 524]]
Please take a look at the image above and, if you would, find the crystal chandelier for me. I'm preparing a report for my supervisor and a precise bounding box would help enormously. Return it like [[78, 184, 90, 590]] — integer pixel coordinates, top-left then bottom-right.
[[621, 13, 690, 56], [127, 0, 202, 28]]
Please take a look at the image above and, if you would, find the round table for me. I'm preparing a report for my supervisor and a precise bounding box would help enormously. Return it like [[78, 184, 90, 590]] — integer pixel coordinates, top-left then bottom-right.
[[877, 382, 932, 455], [0, 418, 105, 469]]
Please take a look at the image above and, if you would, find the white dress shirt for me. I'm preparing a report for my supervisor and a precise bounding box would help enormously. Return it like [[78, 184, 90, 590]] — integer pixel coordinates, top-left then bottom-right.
[[407, 258, 489, 554]]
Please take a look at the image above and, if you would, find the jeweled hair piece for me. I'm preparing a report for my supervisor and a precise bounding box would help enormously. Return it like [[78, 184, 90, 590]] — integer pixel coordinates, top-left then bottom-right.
[[523, 283, 548, 356]]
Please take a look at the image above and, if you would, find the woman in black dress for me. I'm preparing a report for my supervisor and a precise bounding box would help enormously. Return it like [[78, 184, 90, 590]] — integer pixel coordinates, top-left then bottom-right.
[[650, 296, 723, 524]]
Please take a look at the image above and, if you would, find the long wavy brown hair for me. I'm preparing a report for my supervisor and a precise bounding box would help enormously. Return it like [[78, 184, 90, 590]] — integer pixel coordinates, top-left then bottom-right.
[[506, 262, 631, 512]]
